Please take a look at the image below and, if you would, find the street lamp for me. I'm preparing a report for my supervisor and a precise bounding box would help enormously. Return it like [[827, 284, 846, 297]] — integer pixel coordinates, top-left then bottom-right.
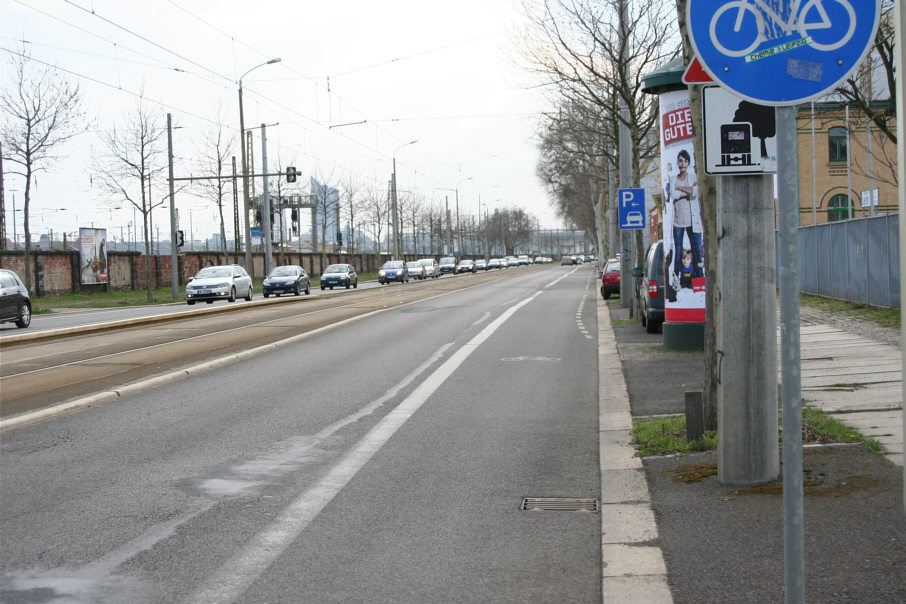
[[436, 176, 472, 256], [391, 140, 417, 258], [238, 57, 281, 276]]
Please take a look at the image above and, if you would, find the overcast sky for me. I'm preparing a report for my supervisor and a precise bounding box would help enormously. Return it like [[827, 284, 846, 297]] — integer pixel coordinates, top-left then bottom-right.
[[2, 0, 566, 247]]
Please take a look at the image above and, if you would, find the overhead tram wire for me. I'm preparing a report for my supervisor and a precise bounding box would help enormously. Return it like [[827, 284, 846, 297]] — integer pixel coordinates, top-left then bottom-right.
[[61, 0, 234, 85]]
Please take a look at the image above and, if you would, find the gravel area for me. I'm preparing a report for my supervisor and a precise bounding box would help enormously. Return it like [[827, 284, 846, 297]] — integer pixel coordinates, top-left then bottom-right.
[[798, 303, 900, 347]]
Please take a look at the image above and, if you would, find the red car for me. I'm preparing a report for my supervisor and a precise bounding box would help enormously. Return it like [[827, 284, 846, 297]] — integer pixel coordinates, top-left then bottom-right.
[[600, 259, 621, 299]]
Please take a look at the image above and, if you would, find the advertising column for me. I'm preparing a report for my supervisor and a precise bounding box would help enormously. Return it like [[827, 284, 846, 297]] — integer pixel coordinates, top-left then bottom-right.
[[79, 227, 108, 285], [659, 89, 705, 323]]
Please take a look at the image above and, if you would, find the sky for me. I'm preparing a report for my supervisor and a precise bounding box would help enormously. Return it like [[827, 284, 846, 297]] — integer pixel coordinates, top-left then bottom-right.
[[1, 0, 566, 248]]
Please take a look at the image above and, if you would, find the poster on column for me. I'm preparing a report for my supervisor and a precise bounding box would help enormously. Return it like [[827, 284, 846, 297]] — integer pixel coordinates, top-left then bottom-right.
[[659, 89, 705, 323], [79, 227, 108, 285]]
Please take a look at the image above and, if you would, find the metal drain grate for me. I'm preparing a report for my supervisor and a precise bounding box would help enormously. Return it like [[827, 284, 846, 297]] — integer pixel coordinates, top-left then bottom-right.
[[520, 497, 599, 512]]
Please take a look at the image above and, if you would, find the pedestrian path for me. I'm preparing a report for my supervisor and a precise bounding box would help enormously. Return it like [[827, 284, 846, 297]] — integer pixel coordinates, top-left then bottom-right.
[[796, 323, 904, 466]]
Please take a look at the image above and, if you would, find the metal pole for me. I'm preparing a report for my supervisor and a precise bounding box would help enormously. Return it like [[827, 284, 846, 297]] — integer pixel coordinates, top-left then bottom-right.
[[810, 102, 817, 225], [846, 105, 853, 219], [238, 82, 253, 274], [894, 0, 906, 514], [260, 123, 273, 275], [167, 114, 179, 299], [391, 158, 399, 258], [777, 106, 804, 604]]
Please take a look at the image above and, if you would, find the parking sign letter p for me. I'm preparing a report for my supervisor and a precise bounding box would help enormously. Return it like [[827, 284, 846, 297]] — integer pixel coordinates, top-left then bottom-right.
[[621, 190, 634, 207]]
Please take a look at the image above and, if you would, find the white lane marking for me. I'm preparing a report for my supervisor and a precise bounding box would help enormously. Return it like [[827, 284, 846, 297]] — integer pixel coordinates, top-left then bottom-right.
[[188, 290, 544, 604]]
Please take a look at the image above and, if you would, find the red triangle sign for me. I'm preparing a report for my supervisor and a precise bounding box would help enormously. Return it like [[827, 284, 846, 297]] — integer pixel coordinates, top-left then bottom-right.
[[683, 56, 714, 84]]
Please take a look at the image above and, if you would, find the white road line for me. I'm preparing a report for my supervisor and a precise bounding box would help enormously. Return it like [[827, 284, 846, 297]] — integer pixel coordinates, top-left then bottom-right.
[[188, 289, 545, 604]]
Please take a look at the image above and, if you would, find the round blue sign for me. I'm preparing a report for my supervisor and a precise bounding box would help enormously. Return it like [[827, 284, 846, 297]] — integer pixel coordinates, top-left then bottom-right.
[[688, 0, 880, 105]]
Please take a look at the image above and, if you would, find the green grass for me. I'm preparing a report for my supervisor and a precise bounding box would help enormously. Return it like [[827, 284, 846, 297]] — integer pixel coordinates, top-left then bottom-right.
[[631, 405, 882, 457], [32, 272, 381, 312], [800, 293, 899, 329]]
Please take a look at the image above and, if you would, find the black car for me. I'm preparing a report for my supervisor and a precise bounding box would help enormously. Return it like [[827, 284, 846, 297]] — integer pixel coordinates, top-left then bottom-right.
[[438, 257, 456, 274], [320, 264, 358, 290], [633, 240, 666, 333], [0, 268, 32, 328], [263, 265, 310, 297]]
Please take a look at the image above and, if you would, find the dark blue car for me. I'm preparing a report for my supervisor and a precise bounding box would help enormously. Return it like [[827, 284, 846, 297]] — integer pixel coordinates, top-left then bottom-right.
[[320, 264, 358, 290], [378, 260, 409, 284]]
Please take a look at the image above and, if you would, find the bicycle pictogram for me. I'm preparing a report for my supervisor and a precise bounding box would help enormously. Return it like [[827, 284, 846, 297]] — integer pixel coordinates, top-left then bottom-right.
[[709, 0, 856, 59]]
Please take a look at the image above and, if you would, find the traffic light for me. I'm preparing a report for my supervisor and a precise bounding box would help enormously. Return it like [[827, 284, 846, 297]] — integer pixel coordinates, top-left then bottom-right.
[[286, 166, 297, 183], [175, 230, 185, 247]]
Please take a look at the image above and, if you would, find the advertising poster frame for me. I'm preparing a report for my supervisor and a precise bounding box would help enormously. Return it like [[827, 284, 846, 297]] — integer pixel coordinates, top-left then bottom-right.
[[79, 227, 108, 285], [659, 89, 705, 323]]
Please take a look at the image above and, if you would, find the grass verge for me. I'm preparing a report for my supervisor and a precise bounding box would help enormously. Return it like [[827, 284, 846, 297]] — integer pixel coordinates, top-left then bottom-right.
[[31, 272, 381, 312], [800, 293, 899, 329], [632, 405, 882, 457]]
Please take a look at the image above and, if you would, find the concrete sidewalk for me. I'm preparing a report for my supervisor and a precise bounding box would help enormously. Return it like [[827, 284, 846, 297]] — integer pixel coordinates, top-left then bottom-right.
[[596, 295, 904, 602]]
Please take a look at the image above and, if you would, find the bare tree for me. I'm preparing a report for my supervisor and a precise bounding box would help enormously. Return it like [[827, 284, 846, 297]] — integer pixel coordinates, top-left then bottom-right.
[[364, 180, 390, 254], [517, 0, 678, 257], [340, 174, 365, 255], [92, 95, 166, 303], [0, 48, 87, 287], [311, 169, 340, 263], [195, 110, 236, 265]]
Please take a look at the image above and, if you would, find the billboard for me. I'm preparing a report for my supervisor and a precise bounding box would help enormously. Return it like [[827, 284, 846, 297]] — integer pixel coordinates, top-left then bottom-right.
[[79, 228, 108, 285], [659, 89, 705, 323]]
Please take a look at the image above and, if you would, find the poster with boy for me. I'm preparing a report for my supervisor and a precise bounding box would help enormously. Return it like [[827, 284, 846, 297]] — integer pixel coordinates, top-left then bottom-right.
[[659, 89, 705, 323]]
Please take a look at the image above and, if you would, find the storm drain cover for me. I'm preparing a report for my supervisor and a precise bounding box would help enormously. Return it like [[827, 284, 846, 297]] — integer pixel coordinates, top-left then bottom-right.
[[520, 497, 599, 512]]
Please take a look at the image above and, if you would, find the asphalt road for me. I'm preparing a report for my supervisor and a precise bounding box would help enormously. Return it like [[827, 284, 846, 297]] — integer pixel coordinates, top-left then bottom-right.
[[0, 264, 603, 603]]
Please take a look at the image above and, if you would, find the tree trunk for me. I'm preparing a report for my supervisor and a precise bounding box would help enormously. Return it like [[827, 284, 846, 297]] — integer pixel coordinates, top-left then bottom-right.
[[677, 0, 717, 431]]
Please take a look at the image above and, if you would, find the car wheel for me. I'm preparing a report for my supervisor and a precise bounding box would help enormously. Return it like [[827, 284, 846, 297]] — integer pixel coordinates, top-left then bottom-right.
[[187, 300, 195, 305], [264, 292, 270, 298], [15, 302, 31, 328], [293, 284, 300, 296], [305, 284, 310, 295], [601, 286, 608, 299], [246, 287, 253, 301], [346, 282, 350, 289], [206, 300, 214, 304], [330, 286, 334, 290], [353, 280, 357, 289], [646, 317, 659, 333], [321, 285, 326, 290], [228, 287, 236, 302]]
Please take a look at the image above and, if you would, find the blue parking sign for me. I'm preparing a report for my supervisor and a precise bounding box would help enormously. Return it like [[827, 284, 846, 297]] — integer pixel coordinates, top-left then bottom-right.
[[618, 189, 646, 230], [688, 0, 881, 106]]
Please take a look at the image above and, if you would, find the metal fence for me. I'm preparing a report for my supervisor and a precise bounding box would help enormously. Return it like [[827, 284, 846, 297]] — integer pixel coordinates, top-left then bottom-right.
[[793, 214, 900, 309]]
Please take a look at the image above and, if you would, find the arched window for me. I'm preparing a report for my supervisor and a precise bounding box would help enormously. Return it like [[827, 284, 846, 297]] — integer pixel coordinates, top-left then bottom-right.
[[828, 126, 848, 162], [827, 194, 853, 222]]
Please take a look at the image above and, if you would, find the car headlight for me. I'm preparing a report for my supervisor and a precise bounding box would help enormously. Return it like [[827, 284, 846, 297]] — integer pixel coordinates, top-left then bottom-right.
[[379, 270, 385, 276]]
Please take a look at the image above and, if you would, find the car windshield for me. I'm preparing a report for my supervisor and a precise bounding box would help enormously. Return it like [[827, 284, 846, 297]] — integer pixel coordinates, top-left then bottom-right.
[[420, 260, 433, 266], [460, 260, 472, 265], [325, 265, 348, 274], [406, 262, 421, 268], [383, 261, 404, 269], [440, 258, 455, 265], [269, 266, 297, 277], [195, 267, 231, 279]]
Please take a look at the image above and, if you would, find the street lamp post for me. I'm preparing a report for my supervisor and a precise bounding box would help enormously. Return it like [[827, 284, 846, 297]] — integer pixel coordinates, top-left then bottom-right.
[[391, 140, 417, 258], [238, 58, 281, 277]]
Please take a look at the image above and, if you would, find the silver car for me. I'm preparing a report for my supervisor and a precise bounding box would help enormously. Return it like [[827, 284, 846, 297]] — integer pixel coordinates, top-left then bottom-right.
[[186, 265, 253, 305], [419, 258, 439, 279], [406, 260, 427, 280]]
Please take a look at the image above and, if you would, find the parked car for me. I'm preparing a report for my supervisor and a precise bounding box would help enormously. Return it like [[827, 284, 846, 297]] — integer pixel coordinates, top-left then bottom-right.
[[186, 264, 253, 305], [505, 256, 519, 268], [262, 265, 310, 297], [487, 258, 503, 270], [379, 260, 409, 284], [406, 260, 427, 280], [321, 263, 358, 290], [517, 255, 530, 266], [0, 268, 31, 328], [633, 240, 666, 333], [560, 255, 573, 266], [474, 259, 487, 271], [455, 259, 475, 274], [600, 259, 621, 300], [419, 258, 439, 279], [438, 257, 457, 274]]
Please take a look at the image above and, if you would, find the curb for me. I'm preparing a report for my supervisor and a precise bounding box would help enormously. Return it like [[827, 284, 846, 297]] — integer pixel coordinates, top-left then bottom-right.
[[597, 295, 673, 603]]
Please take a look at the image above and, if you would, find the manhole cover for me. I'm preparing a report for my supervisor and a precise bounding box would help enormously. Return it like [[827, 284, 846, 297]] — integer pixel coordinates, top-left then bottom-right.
[[520, 497, 599, 512]]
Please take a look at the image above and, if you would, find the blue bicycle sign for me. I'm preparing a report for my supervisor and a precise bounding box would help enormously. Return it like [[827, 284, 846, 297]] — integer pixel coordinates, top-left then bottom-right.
[[688, 0, 880, 105]]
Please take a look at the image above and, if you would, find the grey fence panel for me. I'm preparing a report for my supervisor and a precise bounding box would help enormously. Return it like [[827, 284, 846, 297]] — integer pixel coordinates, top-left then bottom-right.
[[791, 214, 899, 309]]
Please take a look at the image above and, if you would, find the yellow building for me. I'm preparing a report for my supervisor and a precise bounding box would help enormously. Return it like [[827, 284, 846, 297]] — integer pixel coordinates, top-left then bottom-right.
[[797, 102, 898, 226]]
